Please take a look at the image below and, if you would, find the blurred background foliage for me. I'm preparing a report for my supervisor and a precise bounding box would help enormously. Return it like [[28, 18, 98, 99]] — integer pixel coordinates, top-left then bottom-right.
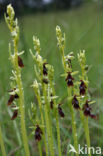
[[0, 0, 84, 15], [0, 0, 102, 15], [0, 0, 103, 155]]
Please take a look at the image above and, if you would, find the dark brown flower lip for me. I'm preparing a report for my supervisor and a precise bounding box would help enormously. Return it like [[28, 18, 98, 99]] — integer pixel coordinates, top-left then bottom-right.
[[18, 56, 24, 68], [11, 109, 18, 120], [72, 95, 80, 110], [65, 72, 74, 81], [35, 125, 43, 141], [7, 93, 19, 106], [58, 104, 65, 118], [36, 125, 43, 134], [7, 95, 15, 106], [83, 100, 97, 119], [65, 72, 74, 87], [83, 100, 91, 117], [43, 62, 48, 76], [79, 80, 87, 95]]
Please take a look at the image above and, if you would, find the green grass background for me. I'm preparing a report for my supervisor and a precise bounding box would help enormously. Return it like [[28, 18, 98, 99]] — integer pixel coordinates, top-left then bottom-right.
[[0, 2, 103, 155]]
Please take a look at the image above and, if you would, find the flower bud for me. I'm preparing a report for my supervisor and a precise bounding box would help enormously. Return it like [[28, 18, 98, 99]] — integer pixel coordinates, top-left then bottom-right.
[[7, 4, 15, 20], [33, 36, 41, 53]]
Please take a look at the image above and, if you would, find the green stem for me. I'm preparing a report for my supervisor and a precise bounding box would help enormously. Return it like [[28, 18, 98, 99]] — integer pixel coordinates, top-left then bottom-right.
[[68, 88, 79, 156], [14, 44, 30, 156], [85, 118, 91, 156], [80, 111, 91, 156], [48, 113, 55, 156], [36, 89, 49, 156], [43, 84, 54, 156], [50, 81, 62, 156], [0, 125, 6, 156], [38, 142, 42, 156], [55, 112, 61, 156]]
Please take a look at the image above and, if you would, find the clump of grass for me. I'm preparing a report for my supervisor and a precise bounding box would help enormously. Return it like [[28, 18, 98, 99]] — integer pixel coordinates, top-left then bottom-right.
[[2, 4, 97, 156]]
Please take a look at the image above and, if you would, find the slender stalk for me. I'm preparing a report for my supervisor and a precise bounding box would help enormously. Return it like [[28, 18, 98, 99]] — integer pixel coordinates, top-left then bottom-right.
[[14, 41, 30, 156], [68, 88, 78, 156], [30, 36, 54, 156], [34, 87, 49, 156], [55, 112, 61, 156], [43, 84, 54, 156], [49, 80, 62, 156], [80, 112, 91, 156], [48, 113, 55, 156], [60, 49, 78, 156], [79, 56, 91, 156], [38, 142, 42, 156], [5, 5, 30, 155], [79, 102, 91, 156], [41, 69, 54, 156], [85, 117, 91, 155], [0, 125, 6, 156]]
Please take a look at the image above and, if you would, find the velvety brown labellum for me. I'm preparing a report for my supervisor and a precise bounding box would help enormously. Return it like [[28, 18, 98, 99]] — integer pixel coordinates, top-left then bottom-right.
[[35, 125, 43, 141], [84, 107, 91, 116], [18, 56, 24, 68], [58, 104, 65, 118], [7, 95, 15, 106], [65, 72, 74, 87], [7, 94, 19, 106], [11, 110, 18, 120], [72, 95, 80, 110], [79, 80, 87, 95], [83, 101, 91, 116], [83, 101, 97, 119], [43, 63, 48, 75]]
